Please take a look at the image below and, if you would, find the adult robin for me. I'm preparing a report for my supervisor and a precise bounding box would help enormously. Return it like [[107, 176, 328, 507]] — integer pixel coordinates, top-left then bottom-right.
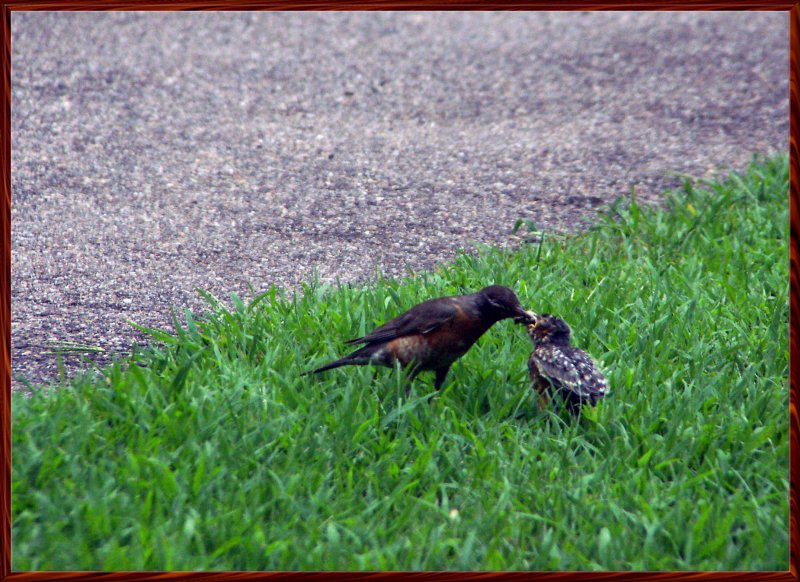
[[305, 285, 535, 394], [526, 313, 608, 414]]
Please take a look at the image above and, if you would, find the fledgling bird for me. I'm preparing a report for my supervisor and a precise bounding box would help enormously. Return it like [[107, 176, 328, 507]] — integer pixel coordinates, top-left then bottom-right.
[[526, 314, 608, 414], [305, 285, 535, 394]]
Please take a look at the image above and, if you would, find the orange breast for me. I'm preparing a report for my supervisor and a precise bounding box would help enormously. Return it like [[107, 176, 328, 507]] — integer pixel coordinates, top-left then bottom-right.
[[386, 336, 433, 367], [422, 312, 492, 368], [384, 306, 494, 370]]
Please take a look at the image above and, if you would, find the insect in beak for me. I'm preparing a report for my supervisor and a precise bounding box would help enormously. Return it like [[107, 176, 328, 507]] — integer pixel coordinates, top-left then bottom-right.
[[513, 309, 536, 324]]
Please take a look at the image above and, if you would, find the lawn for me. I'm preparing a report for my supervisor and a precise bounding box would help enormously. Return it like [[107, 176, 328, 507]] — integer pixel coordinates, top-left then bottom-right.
[[11, 155, 789, 571]]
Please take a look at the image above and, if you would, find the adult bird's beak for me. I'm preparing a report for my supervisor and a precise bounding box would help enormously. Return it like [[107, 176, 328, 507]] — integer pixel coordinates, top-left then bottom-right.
[[513, 309, 536, 324]]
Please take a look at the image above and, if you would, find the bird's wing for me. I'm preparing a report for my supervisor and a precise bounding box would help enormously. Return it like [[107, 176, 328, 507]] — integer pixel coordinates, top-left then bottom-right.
[[532, 345, 607, 402], [345, 298, 459, 345]]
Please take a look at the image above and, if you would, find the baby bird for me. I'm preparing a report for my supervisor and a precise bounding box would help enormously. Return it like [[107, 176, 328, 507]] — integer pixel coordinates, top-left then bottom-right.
[[526, 314, 608, 414]]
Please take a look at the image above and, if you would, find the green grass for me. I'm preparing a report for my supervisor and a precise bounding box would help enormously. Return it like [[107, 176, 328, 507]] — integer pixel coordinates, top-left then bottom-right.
[[12, 155, 789, 571]]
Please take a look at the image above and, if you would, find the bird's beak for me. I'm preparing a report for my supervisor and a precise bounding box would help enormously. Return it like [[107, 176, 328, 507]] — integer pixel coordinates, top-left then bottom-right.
[[513, 308, 536, 324]]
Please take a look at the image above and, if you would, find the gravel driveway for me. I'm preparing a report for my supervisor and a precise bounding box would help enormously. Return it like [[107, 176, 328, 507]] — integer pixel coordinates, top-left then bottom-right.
[[10, 12, 788, 389]]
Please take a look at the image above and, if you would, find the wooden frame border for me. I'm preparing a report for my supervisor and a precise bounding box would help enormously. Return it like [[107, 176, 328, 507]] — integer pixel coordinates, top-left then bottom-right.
[[1, 4, 796, 580]]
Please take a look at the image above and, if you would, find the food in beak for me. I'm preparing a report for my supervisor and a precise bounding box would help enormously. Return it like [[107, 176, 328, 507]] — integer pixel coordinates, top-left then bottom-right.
[[513, 310, 537, 324]]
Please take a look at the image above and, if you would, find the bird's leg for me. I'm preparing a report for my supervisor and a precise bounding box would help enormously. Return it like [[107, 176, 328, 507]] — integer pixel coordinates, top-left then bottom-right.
[[537, 392, 550, 412], [433, 366, 451, 391], [404, 363, 422, 397], [535, 381, 551, 412]]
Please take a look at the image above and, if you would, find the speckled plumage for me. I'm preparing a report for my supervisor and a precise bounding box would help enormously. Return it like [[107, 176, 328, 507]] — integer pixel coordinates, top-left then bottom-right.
[[527, 314, 608, 414]]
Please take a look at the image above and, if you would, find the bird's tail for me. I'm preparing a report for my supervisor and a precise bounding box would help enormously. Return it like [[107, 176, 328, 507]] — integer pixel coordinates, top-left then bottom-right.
[[302, 345, 378, 377], [301, 358, 353, 376]]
